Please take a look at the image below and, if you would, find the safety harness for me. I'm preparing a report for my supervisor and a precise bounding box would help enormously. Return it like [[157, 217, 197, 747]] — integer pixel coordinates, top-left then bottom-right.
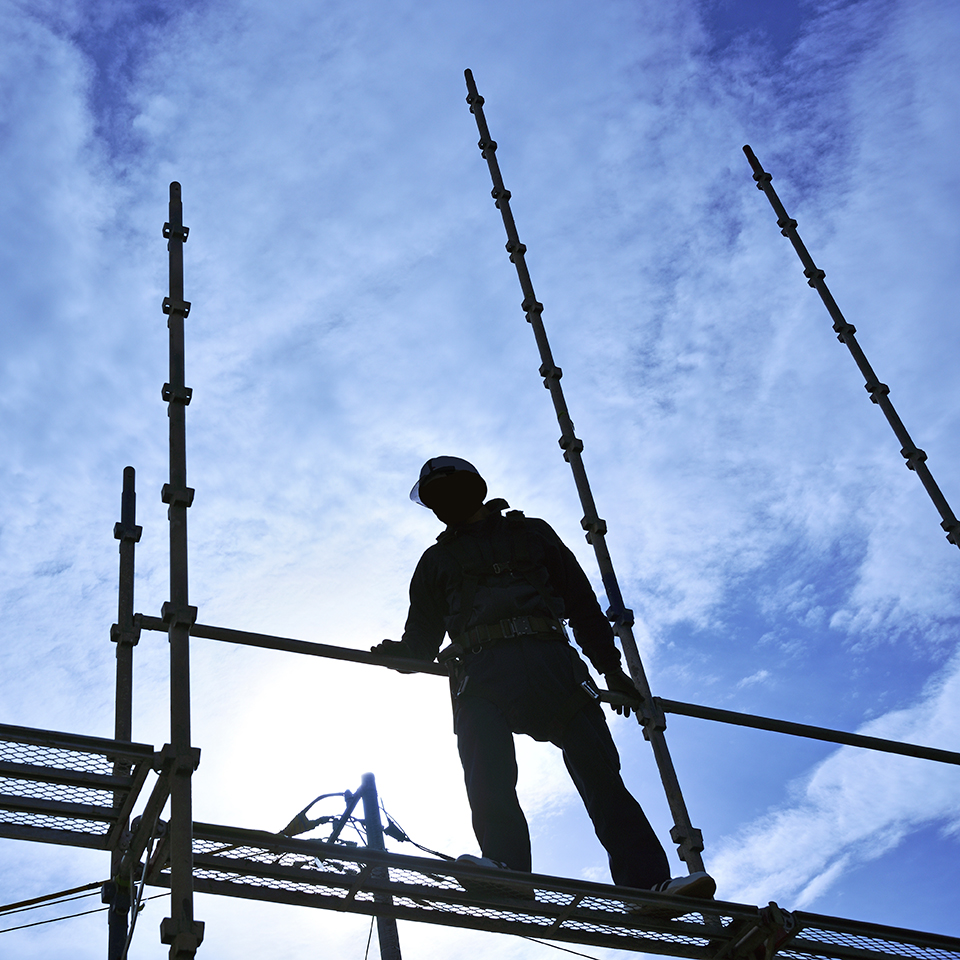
[[436, 503, 600, 731], [438, 502, 566, 653]]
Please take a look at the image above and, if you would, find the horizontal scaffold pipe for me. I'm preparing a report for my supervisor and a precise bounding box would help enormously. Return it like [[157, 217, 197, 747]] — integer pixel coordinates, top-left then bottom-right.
[[136, 615, 447, 676], [134, 616, 960, 766], [657, 698, 960, 766]]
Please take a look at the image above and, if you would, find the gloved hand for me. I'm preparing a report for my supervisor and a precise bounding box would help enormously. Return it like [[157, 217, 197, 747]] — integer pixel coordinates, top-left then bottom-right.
[[370, 639, 417, 673], [603, 666, 642, 718]]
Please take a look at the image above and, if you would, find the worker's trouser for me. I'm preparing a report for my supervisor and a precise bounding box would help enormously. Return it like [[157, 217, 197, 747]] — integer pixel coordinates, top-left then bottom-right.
[[453, 637, 670, 889]]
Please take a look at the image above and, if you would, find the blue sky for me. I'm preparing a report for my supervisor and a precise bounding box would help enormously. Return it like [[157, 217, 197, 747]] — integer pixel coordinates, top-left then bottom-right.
[[1, 0, 959, 956]]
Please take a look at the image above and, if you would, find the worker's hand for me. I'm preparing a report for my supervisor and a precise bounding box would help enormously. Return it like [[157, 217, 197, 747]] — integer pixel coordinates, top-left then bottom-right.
[[603, 667, 642, 718], [370, 639, 417, 673]]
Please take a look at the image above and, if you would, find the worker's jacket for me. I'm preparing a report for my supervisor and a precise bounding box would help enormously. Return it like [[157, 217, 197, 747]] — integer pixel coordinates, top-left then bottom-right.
[[400, 505, 622, 676]]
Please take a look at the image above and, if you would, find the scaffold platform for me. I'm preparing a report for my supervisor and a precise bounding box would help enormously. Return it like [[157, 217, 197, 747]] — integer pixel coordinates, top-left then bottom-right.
[[0, 722, 155, 851], [139, 822, 960, 960], [2, 721, 959, 960]]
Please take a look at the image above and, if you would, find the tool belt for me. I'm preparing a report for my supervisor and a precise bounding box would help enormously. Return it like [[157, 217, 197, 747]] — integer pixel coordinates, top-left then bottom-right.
[[438, 616, 565, 669], [456, 615, 564, 648]]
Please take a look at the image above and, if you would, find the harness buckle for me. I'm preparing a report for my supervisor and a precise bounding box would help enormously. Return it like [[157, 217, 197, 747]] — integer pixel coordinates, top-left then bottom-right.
[[499, 616, 531, 638]]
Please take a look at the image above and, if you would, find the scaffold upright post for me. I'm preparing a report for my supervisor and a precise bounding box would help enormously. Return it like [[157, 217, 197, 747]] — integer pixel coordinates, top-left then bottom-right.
[[463, 69, 705, 874], [742, 145, 960, 551], [106, 465, 143, 960], [361, 773, 403, 960], [159, 182, 204, 958]]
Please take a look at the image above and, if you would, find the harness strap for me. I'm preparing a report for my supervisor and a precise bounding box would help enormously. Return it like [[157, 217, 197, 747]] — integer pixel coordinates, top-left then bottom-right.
[[503, 511, 564, 621], [439, 506, 565, 639], [454, 615, 564, 648]]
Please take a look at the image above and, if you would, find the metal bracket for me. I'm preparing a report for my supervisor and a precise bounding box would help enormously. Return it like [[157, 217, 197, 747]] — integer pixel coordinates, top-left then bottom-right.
[[639, 696, 668, 738], [162, 383, 193, 405], [152, 742, 201, 776], [505, 239, 526, 263], [110, 622, 142, 646], [113, 521, 143, 543], [522, 297, 544, 314], [161, 602, 198, 629], [558, 435, 584, 461], [669, 822, 705, 861], [162, 297, 191, 318], [607, 606, 636, 629], [833, 321, 857, 341], [864, 381, 890, 404], [161, 484, 195, 508], [169, 749, 202, 776], [162, 222, 190, 242], [160, 918, 205, 952], [721, 901, 801, 960], [581, 516, 608, 542], [901, 446, 928, 472], [539, 362, 562, 388]]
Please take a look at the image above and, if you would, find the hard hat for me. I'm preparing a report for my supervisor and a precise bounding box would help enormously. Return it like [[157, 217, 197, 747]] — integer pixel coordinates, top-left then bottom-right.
[[410, 457, 487, 508]]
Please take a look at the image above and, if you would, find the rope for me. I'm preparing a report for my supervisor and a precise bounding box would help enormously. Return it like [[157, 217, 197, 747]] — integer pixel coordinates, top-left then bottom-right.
[[521, 936, 601, 959], [0, 887, 102, 917], [363, 915, 375, 960], [379, 802, 455, 861], [0, 894, 168, 935], [118, 823, 160, 959], [0, 881, 106, 916]]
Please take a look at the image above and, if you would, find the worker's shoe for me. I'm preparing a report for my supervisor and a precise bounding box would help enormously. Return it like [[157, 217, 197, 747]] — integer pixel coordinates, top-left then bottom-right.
[[454, 854, 536, 900], [633, 872, 716, 918], [651, 872, 716, 899]]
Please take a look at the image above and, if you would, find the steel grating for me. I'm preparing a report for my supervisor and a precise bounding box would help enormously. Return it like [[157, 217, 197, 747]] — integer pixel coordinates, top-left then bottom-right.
[[143, 823, 960, 960], [0, 723, 156, 850], [781, 915, 960, 960]]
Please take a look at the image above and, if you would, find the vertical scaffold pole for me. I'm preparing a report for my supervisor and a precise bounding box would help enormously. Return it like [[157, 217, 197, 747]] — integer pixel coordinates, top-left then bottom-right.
[[742, 145, 960, 551], [360, 773, 403, 960], [463, 70, 705, 873], [107, 465, 142, 960], [159, 183, 204, 958]]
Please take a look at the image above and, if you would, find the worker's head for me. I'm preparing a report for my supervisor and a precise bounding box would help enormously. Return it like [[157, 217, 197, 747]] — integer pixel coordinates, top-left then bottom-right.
[[411, 457, 487, 525]]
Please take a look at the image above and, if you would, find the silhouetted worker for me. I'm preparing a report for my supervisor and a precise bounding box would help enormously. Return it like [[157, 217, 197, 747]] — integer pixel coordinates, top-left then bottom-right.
[[372, 457, 714, 898]]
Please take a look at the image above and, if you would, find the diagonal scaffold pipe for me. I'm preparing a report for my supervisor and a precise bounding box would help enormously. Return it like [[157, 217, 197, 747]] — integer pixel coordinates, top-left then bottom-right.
[[463, 69, 705, 874], [743, 145, 960, 551]]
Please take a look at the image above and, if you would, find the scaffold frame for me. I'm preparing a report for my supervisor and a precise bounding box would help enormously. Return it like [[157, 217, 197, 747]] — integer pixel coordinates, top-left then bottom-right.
[[1, 73, 959, 960]]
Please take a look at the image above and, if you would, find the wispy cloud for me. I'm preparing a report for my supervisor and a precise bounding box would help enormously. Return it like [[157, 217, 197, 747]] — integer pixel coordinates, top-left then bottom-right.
[[710, 649, 960, 908], [1, 0, 958, 954]]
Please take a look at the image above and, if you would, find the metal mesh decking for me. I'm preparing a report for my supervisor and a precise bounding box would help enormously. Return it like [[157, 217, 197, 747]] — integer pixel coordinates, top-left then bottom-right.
[[144, 823, 960, 960], [0, 722, 155, 850]]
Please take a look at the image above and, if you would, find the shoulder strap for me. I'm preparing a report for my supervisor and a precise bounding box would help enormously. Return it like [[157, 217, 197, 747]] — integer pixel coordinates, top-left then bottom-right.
[[437, 533, 483, 638], [502, 514, 564, 620], [439, 507, 564, 634]]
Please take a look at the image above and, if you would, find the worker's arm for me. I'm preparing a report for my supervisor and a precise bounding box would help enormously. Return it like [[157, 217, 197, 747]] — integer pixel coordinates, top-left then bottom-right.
[[530, 519, 646, 717], [370, 547, 448, 669], [529, 519, 622, 672]]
